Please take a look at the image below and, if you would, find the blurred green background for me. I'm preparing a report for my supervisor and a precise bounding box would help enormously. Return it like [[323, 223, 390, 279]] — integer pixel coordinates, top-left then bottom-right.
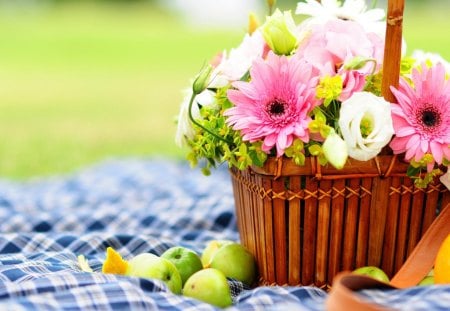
[[0, 0, 449, 179]]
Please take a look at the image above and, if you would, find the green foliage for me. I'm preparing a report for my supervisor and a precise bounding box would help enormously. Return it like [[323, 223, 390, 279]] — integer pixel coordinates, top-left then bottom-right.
[[285, 140, 305, 166], [185, 88, 268, 174], [308, 144, 327, 166], [407, 154, 444, 188], [316, 75, 343, 107], [364, 71, 383, 96], [308, 108, 333, 138]]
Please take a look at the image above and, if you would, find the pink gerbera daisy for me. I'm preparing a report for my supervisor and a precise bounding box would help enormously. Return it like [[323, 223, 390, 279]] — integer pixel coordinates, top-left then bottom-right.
[[390, 63, 450, 170], [224, 52, 319, 156]]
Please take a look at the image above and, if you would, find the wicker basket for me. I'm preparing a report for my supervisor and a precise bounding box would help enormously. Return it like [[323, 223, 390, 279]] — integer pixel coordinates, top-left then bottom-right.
[[228, 0, 450, 289], [230, 157, 449, 289]]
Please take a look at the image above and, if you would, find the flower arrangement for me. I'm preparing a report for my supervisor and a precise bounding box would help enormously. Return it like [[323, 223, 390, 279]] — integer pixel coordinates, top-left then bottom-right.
[[176, 0, 450, 189]]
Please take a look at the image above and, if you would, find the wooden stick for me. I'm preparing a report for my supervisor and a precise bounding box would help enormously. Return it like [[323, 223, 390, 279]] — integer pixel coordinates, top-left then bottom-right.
[[381, 177, 401, 277], [381, 0, 405, 102], [263, 177, 276, 284], [327, 179, 345, 284], [272, 178, 288, 285], [288, 176, 302, 285], [394, 178, 413, 271], [341, 178, 360, 271], [302, 178, 318, 285], [315, 180, 332, 287]]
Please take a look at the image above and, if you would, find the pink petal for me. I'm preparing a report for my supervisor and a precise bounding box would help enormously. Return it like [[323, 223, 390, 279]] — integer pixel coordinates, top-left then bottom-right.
[[391, 87, 413, 110], [443, 146, 450, 160], [406, 134, 421, 151], [420, 139, 429, 153], [430, 141, 444, 164], [405, 144, 419, 161], [395, 125, 417, 137], [390, 136, 409, 153], [426, 161, 435, 172], [414, 148, 425, 162]]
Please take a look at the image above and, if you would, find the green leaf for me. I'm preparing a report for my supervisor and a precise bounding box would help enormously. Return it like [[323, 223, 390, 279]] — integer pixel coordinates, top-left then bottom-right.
[[308, 145, 322, 156], [308, 120, 321, 133], [314, 109, 327, 123], [318, 154, 328, 166], [238, 143, 248, 155], [294, 153, 305, 166], [407, 165, 421, 177], [201, 167, 211, 176]]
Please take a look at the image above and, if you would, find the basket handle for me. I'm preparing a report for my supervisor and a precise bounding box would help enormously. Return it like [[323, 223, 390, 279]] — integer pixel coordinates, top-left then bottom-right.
[[326, 203, 450, 311], [381, 0, 405, 103]]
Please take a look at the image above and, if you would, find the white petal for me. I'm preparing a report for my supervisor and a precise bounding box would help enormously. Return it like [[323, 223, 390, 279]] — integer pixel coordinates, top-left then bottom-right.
[[440, 171, 450, 190], [338, 92, 394, 161]]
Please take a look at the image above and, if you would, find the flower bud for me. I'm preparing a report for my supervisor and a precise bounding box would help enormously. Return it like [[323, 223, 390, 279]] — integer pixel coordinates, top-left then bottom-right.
[[192, 64, 213, 95], [261, 9, 297, 56], [322, 130, 348, 169], [344, 56, 377, 74], [248, 12, 260, 35], [344, 56, 370, 70], [266, 0, 276, 9]]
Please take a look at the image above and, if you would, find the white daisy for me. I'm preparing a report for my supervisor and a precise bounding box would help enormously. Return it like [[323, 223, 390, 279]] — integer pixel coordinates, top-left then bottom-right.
[[412, 50, 450, 73], [210, 29, 266, 88], [296, 0, 385, 35]]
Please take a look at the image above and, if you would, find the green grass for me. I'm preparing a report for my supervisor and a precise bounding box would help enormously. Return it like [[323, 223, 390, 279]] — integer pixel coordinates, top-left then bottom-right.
[[0, 2, 242, 179], [0, 2, 448, 179], [403, 2, 450, 58]]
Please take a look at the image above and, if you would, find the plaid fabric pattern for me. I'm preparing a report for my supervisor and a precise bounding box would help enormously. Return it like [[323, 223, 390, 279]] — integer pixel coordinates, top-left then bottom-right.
[[0, 158, 448, 310]]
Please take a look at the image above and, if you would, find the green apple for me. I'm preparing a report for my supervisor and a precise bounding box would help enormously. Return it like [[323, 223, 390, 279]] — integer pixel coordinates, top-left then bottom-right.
[[201, 240, 234, 267], [182, 268, 232, 308], [161, 246, 203, 286], [353, 266, 390, 283], [126, 253, 182, 294], [418, 275, 435, 286], [209, 243, 257, 286]]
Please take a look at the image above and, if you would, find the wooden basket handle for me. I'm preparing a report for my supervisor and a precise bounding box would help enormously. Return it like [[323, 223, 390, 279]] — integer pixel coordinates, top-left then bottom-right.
[[326, 203, 450, 311], [381, 0, 405, 103], [314, 0, 405, 102]]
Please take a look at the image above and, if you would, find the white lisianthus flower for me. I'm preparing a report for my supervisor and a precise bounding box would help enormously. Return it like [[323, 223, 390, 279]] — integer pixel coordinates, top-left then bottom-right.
[[210, 30, 266, 88], [322, 130, 348, 169], [175, 88, 216, 147], [338, 92, 394, 161], [295, 0, 385, 36]]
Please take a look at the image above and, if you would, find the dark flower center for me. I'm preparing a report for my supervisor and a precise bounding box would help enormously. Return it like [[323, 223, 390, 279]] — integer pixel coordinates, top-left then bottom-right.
[[420, 107, 441, 128], [268, 100, 286, 116]]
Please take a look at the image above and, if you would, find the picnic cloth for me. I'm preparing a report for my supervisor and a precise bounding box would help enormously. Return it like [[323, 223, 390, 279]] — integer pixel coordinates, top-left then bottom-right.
[[0, 158, 449, 310]]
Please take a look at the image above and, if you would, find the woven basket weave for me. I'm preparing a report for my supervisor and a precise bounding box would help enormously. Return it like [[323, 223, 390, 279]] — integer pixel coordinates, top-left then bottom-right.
[[229, 0, 450, 289], [230, 157, 449, 289]]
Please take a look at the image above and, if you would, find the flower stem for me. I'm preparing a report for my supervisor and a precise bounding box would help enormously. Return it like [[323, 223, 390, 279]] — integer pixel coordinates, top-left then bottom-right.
[[366, 58, 378, 75], [187, 93, 233, 145], [371, 0, 378, 9]]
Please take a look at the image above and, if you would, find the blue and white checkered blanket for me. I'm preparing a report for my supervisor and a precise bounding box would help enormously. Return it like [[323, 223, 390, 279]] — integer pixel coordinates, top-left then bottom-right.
[[0, 158, 449, 310]]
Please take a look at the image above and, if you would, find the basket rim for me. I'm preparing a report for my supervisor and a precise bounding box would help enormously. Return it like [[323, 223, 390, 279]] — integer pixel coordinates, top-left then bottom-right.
[[246, 155, 411, 179]]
